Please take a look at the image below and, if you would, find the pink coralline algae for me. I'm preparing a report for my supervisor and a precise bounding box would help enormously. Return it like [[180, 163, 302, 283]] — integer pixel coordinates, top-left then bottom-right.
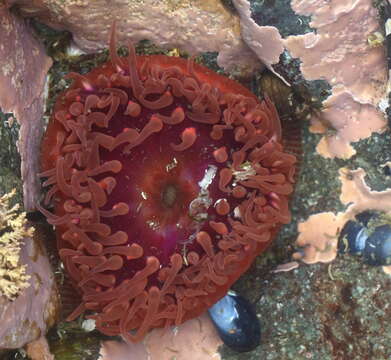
[[0, 7, 59, 351], [293, 168, 391, 271], [232, 0, 287, 84], [309, 87, 386, 158], [0, 5, 52, 211], [285, 0, 387, 159], [98, 314, 222, 360], [0, 191, 59, 350], [8, 0, 262, 74]]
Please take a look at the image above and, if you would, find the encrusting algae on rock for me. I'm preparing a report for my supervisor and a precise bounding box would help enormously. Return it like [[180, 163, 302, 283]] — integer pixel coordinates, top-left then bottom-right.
[[0, 189, 32, 300], [0, 190, 59, 352]]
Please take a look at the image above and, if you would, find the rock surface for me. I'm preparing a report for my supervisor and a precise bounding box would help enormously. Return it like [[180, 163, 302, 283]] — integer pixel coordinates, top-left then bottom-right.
[[8, 0, 261, 73], [0, 5, 52, 211]]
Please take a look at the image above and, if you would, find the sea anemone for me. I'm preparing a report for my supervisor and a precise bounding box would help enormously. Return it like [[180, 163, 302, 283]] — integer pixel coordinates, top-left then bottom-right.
[[38, 24, 296, 342]]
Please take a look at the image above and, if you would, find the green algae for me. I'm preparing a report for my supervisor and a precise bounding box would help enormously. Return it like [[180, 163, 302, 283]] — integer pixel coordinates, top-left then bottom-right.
[[0, 111, 22, 205]]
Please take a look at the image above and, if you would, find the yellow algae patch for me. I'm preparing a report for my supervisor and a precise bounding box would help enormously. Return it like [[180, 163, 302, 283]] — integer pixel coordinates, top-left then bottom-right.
[[0, 190, 33, 300]]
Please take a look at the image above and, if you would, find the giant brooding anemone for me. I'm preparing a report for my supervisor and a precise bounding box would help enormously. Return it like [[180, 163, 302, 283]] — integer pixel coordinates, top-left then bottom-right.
[[38, 24, 296, 342]]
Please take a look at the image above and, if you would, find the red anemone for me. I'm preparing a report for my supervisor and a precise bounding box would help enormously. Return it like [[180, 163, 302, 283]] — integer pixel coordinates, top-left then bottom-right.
[[39, 26, 296, 342]]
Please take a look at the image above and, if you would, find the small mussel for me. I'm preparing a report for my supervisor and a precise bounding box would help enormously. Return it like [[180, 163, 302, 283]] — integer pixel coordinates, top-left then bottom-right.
[[208, 291, 261, 353], [382, 164, 391, 176], [338, 219, 367, 255], [338, 211, 391, 266]]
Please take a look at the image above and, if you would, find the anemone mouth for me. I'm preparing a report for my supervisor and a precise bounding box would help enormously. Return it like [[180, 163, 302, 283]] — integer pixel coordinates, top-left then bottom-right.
[[133, 154, 199, 231], [161, 184, 178, 208], [38, 25, 296, 343]]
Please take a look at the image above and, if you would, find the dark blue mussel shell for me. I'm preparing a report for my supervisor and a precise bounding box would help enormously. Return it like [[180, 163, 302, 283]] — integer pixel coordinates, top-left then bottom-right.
[[338, 220, 368, 255], [208, 291, 261, 352], [338, 211, 391, 266], [364, 224, 391, 266]]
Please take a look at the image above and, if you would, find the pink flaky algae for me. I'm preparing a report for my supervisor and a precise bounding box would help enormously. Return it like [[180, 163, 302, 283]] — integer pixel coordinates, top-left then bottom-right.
[[309, 87, 386, 158], [98, 314, 222, 360], [292, 168, 391, 274], [285, 0, 387, 159], [232, 0, 287, 84], [0, 5, 52, 211]]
